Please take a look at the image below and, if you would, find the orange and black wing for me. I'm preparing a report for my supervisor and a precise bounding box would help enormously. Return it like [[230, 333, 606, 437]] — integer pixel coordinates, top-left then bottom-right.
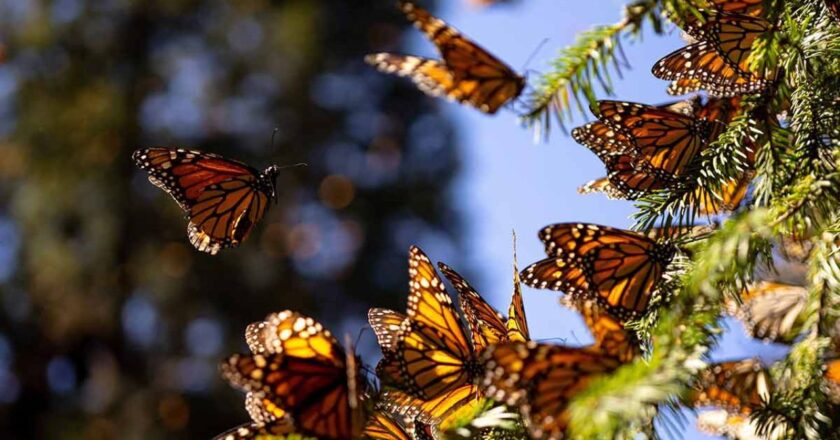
[[390, 246, 475, 400], [571, 121, 634, 160], [366, 1, 524, 114], [438, 262, 507, 351], [689, 359, 771, 415], [593, 101, 717, 177], [521, 223, 674, 320], [726, 282, 808, 343], [507, 256, 530, 343], [696, 173, 752, 215], [132, 147, 270, 254], [653, 42, 768, 97], [481, 342, 621, 439], [381, 384, 481, 427], [684, 12, 771, 75], [369, 308, 408, 355], [222, 311, 360, 440], [705, 0, 765, 16], [561, 297, 640, 363]]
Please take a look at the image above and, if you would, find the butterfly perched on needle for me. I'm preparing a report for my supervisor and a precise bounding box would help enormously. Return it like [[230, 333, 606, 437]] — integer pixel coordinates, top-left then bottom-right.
[[218, 310, 367, 440], [368, 246, 483, 426], [653, 10, 773, 97], [133, 147, 288, 255], [365, 1, 525, 114], [363, 410, 434, 440], [520, 223, 676, 320]]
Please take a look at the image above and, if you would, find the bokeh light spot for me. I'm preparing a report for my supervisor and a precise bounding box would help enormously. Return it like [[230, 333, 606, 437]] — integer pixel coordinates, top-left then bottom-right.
[[318, 174, 355, 210]]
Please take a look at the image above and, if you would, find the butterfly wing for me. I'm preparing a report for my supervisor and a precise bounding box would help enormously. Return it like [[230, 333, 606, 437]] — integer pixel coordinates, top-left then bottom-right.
[[561, 297, 640, 363], [571, 121, 634, 160], [522, 223, 674, 320], [726, 282, 808, 343], [482, 342, 621, 439], [653, 42, 768, 97], [438, 262, 507, 351], [593, 101, 714, 176], [705, 0, 765, 16], [381, 384, 481, 426], [132, 148, 269, 254], [689, 359, 771, 415], [696, 173, 752, 215], [362, 411, 414, 440], [367, 1, 523, 114], [369, 308, 408, 354], [392, 246, 475, 399], [223, 311, 358, 440], [399, 1, 524, 114], [507, 259, 530, 343]]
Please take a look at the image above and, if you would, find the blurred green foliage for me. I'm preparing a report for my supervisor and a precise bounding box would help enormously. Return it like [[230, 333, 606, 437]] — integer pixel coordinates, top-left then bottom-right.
[[0, 0, 461, 438]]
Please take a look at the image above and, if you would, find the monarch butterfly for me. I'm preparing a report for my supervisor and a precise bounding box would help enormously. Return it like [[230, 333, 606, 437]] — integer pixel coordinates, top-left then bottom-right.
[[689, 359, 771, 415], [592, 100, 722, 177], [560, 297, 641, 363], [653, 12, 772, 97], [220, 311, 366, 440], [437, 261, 530, 350], [481, 341, 623, 439], [725, 281, 808, 343], [371, 247, 478, 395], [365, 1, 524, 114], [132, 148, 283, 255], [521, 223, 676, 320]]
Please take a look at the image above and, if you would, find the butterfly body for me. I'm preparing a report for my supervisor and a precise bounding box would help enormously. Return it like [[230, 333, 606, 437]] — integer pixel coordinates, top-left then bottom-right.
[[133, 147, 281, 254], [366, 1, 524, 114]]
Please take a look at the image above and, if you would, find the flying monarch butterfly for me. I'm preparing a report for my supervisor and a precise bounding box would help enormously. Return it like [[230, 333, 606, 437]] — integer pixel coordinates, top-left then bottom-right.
[[372, 247, 479, 398], [689, 359, 771, 416], [653, 12, 772, 97], [219, 311, 366, 440], [133, 147, 285, 255], [560, 296, 641, 362], [725, 281, 808, 343], [365, 1, 525, 114], [521, 223, 676, 320], [481, 341, 623, 439], [436, 260, 530, 351]]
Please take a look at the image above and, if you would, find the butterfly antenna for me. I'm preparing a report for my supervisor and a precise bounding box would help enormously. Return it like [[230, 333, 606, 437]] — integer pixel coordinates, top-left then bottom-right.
[[520, 37, 549, 73]]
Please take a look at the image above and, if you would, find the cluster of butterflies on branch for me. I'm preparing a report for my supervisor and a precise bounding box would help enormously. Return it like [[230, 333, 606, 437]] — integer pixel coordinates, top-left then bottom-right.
[[127, 0, 840, 438], [212, 240, 840, 440]]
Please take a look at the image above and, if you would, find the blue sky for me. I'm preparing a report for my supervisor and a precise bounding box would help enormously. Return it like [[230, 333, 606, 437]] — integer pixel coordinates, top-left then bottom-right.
[[408, 1, 790, 438]]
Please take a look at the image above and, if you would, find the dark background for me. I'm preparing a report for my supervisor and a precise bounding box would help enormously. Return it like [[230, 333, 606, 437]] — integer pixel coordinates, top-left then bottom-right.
[[0, 0, 466, 438]]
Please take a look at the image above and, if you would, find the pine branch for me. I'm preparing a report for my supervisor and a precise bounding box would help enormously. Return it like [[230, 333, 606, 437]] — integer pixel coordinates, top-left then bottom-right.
[[519, 0, 663, 139]]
